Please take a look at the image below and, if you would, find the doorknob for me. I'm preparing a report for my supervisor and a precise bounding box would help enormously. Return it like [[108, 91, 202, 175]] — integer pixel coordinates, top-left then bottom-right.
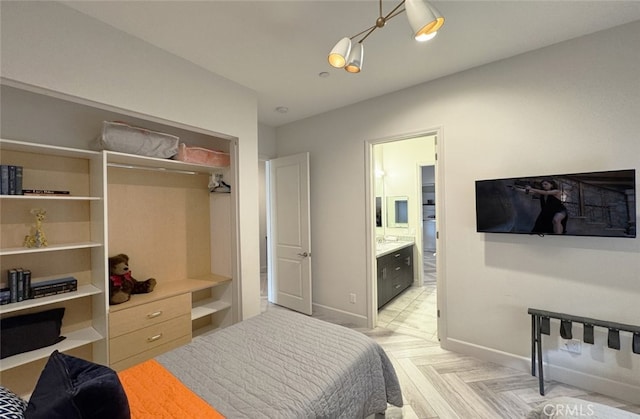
[[297, 252, 310, 257]]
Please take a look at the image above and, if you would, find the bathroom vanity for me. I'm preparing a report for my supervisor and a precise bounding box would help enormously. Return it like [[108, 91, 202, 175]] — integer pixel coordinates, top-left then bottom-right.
[[376, 242, 414, 309]]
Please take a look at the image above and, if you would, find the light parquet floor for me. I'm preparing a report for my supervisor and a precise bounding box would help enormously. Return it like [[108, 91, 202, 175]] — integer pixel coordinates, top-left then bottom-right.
[[363, 284, 640, 418], [260, 273, 640, 418]]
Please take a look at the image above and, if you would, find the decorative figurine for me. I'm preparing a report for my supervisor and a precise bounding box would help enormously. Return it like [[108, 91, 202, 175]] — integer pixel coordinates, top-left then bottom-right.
[[24, 208, 48, 248]]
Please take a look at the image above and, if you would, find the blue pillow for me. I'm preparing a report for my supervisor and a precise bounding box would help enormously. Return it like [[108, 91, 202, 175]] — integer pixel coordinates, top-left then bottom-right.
[[24, 351, 130, 419], [0, 385, 27, 419]]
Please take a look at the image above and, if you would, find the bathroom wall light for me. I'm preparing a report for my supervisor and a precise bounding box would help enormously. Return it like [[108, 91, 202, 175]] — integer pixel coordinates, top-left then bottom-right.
[[328, 0, 444, 73]]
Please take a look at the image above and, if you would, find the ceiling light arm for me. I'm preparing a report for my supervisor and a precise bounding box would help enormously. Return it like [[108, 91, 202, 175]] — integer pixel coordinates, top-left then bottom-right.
[[383, 1, 406, 23], [358, 25, 378, 44], [356, 0, 407, 43], [350, 24, 378, 42], [385, 7, 407, 22]]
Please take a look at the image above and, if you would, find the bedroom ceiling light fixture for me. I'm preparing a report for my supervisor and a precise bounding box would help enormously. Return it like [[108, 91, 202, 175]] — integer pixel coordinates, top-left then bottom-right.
[[327, 0, 444, 73]]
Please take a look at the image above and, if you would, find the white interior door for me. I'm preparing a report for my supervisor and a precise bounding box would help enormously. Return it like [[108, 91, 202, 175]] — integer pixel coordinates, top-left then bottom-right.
[[266, 152, 312, 315]]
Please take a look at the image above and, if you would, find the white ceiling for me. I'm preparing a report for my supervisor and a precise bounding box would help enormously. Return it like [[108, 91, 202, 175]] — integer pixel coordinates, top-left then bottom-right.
[[62, 1, 640, 127]]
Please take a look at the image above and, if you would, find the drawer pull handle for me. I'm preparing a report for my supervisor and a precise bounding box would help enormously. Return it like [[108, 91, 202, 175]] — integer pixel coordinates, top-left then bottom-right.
[[147, 333, 163, 343], [394, 253, 401, 258], [395, 284, 402, 289], [147, 311, 163, 319], [395, 267, 401, 271]]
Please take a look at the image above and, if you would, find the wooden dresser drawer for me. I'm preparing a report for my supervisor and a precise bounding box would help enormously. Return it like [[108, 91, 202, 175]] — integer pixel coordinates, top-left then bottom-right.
[[109, 313, 191, 364], [110, 334, 192, 372], [109, 293, 191, 337]]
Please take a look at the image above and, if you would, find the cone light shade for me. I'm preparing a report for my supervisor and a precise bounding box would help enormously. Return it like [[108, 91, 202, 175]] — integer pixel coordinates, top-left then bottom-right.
[[405, 0, 444, 40], [345, 42, 364, 73], [327, 0, 445, 73], [328, 37, 352, 68]]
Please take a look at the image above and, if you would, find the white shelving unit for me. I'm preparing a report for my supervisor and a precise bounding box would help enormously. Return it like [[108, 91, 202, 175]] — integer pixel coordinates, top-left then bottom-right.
[[0, 138, 107, 395], [0, 82, 237, 394]]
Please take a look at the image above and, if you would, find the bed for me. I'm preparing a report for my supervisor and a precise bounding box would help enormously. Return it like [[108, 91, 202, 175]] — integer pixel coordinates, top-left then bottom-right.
[[14, 309, 402, 419], [120, 309, 403, 418], [125, 310, 402, 419]]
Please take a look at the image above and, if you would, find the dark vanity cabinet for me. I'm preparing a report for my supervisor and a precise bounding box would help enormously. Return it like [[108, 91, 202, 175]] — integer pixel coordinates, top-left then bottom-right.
[[377, 245, 413, 309]]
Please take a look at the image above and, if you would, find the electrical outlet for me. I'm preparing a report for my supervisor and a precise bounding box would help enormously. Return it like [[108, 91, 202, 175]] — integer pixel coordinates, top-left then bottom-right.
[[349, 293, 356, 304], [559, 338, 582, 354]]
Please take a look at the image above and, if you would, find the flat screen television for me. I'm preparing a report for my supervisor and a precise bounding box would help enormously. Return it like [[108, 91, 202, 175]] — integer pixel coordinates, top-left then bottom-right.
[[475, 169, 636, 238]]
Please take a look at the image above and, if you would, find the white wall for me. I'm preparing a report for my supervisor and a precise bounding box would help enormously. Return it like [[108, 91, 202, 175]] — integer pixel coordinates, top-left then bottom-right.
[[258, 123, 277, 272], [258, 123, 277, 159], [1, 1, 262, 319], [276, 21, 640, 402]]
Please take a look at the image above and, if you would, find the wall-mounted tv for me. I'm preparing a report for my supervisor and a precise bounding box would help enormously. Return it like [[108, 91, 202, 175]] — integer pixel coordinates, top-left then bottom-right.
[[475, 169, 636, 238]]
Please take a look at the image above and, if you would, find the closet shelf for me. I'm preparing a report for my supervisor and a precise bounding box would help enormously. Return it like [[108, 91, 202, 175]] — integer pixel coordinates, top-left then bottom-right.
[[0, 242, 102, 256], [0, 195, 101, 201], [192, 299, 232, 321], [0, 285, 102, 315], [0, 327, 104, 372], [106, 151, 226, 173], [0, 138, 101, 158], [109, 277, 232, 313]]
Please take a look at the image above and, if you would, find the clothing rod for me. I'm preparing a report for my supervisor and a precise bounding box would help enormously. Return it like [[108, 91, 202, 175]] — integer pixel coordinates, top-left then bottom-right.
[[528, 308, 640, 334], [107, 162, 198, 175]]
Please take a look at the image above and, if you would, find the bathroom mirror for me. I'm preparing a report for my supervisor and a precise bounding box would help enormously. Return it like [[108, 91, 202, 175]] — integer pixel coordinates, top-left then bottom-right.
[[387, 196, 409, 228]]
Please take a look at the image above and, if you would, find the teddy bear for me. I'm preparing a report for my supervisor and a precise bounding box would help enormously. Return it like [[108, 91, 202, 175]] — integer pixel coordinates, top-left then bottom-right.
[[108, 253, 156, 305]]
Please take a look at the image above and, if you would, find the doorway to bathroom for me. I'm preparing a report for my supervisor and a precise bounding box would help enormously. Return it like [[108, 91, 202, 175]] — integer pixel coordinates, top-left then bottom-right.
[[369, 132, 439, 340]]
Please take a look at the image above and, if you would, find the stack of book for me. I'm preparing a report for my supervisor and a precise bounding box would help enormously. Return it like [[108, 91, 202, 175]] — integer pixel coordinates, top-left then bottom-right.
[[3, 268, 31, 304], [2, 269, 77, 305], [0, 165, 23, 195], [1, 164, 71, 195]]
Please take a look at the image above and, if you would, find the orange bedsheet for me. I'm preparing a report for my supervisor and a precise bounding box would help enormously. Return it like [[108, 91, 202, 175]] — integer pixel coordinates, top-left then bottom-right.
[[118, 359, 225, 419]]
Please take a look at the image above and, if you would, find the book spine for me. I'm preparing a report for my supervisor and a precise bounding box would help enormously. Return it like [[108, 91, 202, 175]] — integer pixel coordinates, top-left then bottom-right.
[[15, 166, 23, 195], [31, 278, 77, 291], [22, 189, 70, 195], [0, 165, 8, 195], [8, 165, 16, 195], [32, 280, 77, 298], [0, 288, 10, 305], [31, 276, 77, 287], [8, 269, 18, 303], [16, 268, 24, 302], [23, 269, 32, 300]]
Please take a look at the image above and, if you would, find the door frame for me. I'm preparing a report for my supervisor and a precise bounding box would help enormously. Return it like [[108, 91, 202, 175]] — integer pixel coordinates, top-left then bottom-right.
[[365, 127, 447, 341]]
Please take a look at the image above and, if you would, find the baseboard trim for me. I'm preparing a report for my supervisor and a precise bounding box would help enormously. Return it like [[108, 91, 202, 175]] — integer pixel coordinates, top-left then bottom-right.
[[442, 337, 640, 405], [312, 303, 368, 328]]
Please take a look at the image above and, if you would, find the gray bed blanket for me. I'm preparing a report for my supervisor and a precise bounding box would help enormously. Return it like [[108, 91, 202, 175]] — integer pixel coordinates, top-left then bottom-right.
[[156, 309, 403, 418]]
